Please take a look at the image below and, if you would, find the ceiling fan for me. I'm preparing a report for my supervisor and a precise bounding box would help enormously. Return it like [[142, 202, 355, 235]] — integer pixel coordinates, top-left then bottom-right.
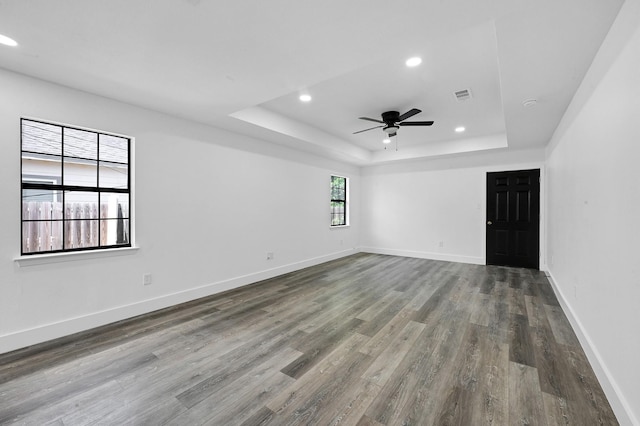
[[353, 108, 434, 137]]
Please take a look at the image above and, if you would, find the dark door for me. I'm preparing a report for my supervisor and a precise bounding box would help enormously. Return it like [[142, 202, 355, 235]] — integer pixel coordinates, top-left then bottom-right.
[[486, 169, 540, 269]]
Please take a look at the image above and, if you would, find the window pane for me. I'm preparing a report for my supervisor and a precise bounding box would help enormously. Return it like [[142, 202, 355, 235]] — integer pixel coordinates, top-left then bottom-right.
[[99, 161, 128, 190], [22, 120, 62, 156], [331, 215, 345, 226], [331, 201, 346, 226], [64, 128, 97, 160], [64, 218, 100, 250], [101, 219, 130, 246], [22, 221, 63, 253], [101, 193, 129, 219], [22, 190, 64, 253], [22, 154, 62, 185], [22, 188, 60, 203], [100, 193, 130, 245], [99, 134, 129, 164], [331, 176, 346, 200], [63, 158, 97, 187], [62, 191, 99, 250], [64, 191, 98, 213]]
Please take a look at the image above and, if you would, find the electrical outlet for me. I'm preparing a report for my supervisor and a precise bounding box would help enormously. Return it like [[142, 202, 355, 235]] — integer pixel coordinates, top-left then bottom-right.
[[266, 252, 274, 260], [143, 273, 152, 286]]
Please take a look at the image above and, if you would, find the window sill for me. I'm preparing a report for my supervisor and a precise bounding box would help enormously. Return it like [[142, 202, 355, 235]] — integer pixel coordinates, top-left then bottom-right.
[[330, 225, 351, 229], [14, 246, 140, 267]]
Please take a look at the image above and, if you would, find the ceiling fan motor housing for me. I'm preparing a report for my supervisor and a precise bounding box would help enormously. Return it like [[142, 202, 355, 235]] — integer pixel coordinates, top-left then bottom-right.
[[381, 111, 400, 136], [381, 111, 400, 123]]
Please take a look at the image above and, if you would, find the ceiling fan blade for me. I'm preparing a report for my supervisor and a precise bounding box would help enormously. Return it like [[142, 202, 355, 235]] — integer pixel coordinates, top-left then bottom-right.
[[359, 116, 385, 124], [353, 125, 383, 134], [399, 121, 434, 126], [397, 108, 422, 122]]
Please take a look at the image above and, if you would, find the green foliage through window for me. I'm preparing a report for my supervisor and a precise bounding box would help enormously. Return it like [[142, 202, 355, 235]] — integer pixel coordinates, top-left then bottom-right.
[[330, 175, 347, 226]]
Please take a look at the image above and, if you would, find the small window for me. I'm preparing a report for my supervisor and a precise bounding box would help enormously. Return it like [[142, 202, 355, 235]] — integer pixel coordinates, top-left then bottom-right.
[[330, 175, 347, 226], [21, 118, 132, 255]]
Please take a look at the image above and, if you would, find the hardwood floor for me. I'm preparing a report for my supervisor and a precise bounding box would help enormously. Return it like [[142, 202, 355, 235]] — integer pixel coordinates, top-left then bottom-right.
[[0, 253, 618, 425]]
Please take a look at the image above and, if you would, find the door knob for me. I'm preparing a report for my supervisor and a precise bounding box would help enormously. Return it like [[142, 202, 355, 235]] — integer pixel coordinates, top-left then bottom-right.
[[487, 221, 493, 225]]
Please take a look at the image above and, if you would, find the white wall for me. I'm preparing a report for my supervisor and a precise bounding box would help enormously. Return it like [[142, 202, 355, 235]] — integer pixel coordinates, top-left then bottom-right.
[[360, 148, 545, 266], [546, 1, 640, 424], [0, 69, 359, 353]]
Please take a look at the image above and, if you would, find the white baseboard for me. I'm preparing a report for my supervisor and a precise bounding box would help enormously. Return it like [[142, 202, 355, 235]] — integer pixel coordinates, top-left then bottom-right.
[[546, 271, 637, 426], [360, 246, 484, 265], [0, 248, 358, 355]]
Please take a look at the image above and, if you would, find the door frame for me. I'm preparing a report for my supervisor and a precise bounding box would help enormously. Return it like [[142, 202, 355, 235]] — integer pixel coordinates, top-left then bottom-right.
[[484, 165, 545, 270]]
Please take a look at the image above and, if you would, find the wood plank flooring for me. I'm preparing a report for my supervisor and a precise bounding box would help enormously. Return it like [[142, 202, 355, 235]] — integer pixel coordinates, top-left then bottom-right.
[[0, 253, 619, 425]]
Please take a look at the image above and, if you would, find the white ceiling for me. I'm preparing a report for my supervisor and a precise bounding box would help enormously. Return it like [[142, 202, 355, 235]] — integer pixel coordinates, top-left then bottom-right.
[[0, 0, 625, 165]]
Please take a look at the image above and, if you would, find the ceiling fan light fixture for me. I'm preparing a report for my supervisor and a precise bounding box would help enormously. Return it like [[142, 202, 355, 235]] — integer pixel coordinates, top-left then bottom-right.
[[383, 125, 399, 134], [405, 57, 422, 67], [382, 138, 391, 144]]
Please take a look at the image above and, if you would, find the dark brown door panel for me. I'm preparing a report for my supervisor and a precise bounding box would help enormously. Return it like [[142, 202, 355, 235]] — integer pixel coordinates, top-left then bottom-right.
[[487, 169, 540, 269]]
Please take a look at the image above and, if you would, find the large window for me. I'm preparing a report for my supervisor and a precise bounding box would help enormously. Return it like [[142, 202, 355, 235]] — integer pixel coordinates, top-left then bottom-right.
[[21, 118, 131, 255], [330, 175, 347, 226]]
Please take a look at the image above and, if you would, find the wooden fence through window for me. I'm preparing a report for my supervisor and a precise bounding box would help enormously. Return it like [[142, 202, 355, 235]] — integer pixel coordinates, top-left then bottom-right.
[[22, 201, 128, 253]]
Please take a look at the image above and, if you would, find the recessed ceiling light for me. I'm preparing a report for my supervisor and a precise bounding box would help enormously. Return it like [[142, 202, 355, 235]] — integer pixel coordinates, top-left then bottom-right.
[[299, 94, 312, 102], [455, 126, 465, 133], [405, 57, 422, 67], [382, 138, 391, 144], [0, 33, 18, 47]]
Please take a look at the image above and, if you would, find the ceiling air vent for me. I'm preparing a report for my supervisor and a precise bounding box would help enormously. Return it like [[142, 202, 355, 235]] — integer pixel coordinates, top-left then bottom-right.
[[453, 89, 472, 102]]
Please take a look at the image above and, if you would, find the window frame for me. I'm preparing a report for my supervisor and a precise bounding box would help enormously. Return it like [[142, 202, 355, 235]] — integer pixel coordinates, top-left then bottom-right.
[[20, 117, 132, 255], [330, 175, 348, 227]]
